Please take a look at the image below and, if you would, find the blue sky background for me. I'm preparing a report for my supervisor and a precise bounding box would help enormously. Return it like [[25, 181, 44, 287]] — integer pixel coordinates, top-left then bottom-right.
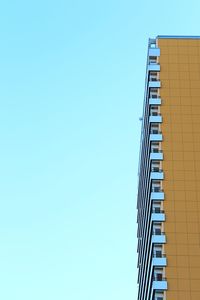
[[0, 0, 199, 299]]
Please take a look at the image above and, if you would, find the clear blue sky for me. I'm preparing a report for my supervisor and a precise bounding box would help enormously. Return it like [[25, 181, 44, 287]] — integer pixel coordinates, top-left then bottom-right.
[[0, 1, 199, 299]]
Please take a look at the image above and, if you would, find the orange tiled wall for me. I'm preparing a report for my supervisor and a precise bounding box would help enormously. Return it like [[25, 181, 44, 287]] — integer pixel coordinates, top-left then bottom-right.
[[158, 38, 200, 300]]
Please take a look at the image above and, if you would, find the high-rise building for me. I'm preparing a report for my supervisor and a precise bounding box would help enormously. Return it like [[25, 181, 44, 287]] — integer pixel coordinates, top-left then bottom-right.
[[137, 36, 200, 300]]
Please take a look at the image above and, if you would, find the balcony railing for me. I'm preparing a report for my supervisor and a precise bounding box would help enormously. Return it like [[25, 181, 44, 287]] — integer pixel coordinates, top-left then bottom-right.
[[151, 187, 163, 193], [152, 209, 164, 214], [152, 253, 166, 258], [151, 149, 163, 153], [151, 167, 163, 172], [149, 61, 157, 65], [152, 231, 165, 236], [153, 276, 167, 282], [150, 130, 162, 134], [154, 296, 164, 300], [150, 112, 161, 116], [149, 98, 162, 106], [150, 94, 159, 98], [149, 77, 159, 82], [152, 278, 167, 290]]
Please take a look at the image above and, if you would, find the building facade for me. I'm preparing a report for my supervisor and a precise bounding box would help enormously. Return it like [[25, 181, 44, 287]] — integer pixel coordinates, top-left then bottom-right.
[[137, 36, 200, 300]]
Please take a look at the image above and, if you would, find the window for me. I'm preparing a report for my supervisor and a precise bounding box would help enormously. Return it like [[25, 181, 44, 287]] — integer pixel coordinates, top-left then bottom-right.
[[153, 222, 162, 235], [150, 43, 156, 48], [151, 161, 161, 172], [153, 244, 163, 257], [154, 267, 164, 281], [152, 180, 162, 192], [152, 202, 162, 214], [149, 56, 157, 64], [149, 39, 157, 49], [154, 291, 164, 300], [149, 88, 159, 98], [149, 72, 158, 81], [151, 142, 160, 153], [150, 106, 159, 116], [150, 123, 160, 134]]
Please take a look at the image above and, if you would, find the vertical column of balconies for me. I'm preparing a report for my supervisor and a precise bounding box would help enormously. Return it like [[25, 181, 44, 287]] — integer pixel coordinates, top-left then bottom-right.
[[137, 40, 161, 300], [137, 40, 158, 300], [137, 39, 168, 300], [149, 40, 167, 300], [137, 44, 157, 298]]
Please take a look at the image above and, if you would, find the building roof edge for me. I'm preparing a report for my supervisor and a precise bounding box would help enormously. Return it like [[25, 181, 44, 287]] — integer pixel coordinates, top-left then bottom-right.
[[156, 35, 200, 39]]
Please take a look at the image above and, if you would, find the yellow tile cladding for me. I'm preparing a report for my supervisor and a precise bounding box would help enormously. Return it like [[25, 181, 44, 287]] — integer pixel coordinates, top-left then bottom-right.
[[158, 37, 200, 299]]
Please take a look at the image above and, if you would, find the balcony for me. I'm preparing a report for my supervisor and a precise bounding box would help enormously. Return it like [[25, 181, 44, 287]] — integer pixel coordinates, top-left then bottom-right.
[[152, 278, 167, 290], [149, 81, 161, 88], [151, 211, 165, 222], [152, 255, 167, 267], [149, 48, 160, 57], [150, 169, 164, 180], [150, 133, 163, 141], [152, 232, 166, 244], [149, 98, 161, 105], [150, 151, 163, 161], [151, 191, 165, 201], [150, 279, 167, 300], [149, 115, 162, 123], [148, 64, 160, 72]]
